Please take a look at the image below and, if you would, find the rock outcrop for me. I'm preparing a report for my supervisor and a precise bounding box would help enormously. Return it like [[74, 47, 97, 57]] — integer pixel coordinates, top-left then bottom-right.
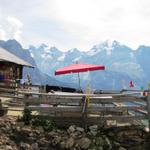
[[0, 116, 148, 150]]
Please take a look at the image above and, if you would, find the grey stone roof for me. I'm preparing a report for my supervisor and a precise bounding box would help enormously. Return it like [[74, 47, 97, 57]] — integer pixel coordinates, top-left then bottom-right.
[[0, 47, 33, 67]]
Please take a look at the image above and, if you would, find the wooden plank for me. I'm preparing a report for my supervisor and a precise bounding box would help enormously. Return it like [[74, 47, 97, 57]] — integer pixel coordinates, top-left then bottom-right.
[[131, 101, 146, 106], [121, 89, 149, 92], [87, 115, 147, 122], [3, 102, 24, 107], [18, 90, 143, 97], [18, 90, 145, 104], [24, 98, 142, 104], [38, 114, 144, 120], [0, 94, 23, 99], [27, 104, 147, 118], [19, 91, 85, 97], [0, 80, 16, 88], [18, 87, 146, 94], [81, 96, 88, 131], [134, 109, 148, 115], [19, 84, 41, 88], [113, 96, 146, 102], [8, 108, 23, 111], [90, 97, 146, 102], [28, 105, 82, 112], [0, 87, 16, 93], [22, 95, 146, 105], [23, 97, 82, 104], [88, 105, 147, 113], [0, 94, 145, 104]]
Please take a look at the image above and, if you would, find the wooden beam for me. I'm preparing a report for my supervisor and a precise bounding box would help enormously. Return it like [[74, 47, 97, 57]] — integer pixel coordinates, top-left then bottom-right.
[[28, 105, 82, 112], [27, 104, 147, 117], [87, 115, 147, 122], [23, 97, 82, 104], [0, 94, 23, 99], [1, 92, 145, 104], [134, 109, 148, 115], [3, 102, 24, 107], [81, 96, 88, 131], [89, 105, 147, 113], [0, 87, 16, 93], [18, 91, 143, 97], [8, 108, 23, 111], [22, 95, 146, 105]]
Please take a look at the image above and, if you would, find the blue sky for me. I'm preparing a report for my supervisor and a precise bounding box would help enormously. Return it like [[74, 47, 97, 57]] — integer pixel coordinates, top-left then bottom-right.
[[0, 0, 150, 51]]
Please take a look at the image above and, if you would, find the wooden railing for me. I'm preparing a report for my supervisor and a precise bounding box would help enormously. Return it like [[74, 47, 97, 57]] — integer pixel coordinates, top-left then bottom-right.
[[0, 84, 149, 129]]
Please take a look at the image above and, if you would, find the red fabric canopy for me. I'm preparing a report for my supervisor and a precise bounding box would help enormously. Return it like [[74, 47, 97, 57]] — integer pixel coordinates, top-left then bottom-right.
[[55, 63, 105, 75]]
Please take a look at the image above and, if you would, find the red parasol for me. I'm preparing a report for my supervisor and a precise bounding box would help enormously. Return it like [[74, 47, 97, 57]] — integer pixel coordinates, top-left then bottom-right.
[[55, 63, 105, 89]]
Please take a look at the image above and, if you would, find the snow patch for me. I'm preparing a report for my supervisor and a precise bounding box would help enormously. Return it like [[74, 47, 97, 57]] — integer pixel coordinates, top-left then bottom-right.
[[87, 40, 118, 56], [73, 56, 81, 62], [104, 40, 115, 55], [43, 46, 50, 53], [87, 48, 99, 56], [46, 55, 53, 59], [105, 47, 112, 55], [130, 52, 134, 59], [41, 53, 52, 59], [30, 53, 34, 58], [69, 48, 75, 53], [41, 54, 45, 58], [68, 48, 78, 53], [57, 54, 66, 61]]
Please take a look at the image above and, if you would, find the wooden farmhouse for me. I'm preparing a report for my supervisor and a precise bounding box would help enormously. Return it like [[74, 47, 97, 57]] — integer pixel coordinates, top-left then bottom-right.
[[0, 47, 33, 87]]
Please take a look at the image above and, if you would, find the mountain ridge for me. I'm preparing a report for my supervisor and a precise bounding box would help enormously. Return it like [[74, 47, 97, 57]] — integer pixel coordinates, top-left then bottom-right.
[[1, 39, 149, 90], [0, 39, 71, 87], [29, 39, 150, 89]]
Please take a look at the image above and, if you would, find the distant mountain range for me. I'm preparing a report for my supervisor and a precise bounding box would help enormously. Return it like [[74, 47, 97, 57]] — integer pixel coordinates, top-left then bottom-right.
[[0, 39, 71, 87], [0, 39, 150, 90]]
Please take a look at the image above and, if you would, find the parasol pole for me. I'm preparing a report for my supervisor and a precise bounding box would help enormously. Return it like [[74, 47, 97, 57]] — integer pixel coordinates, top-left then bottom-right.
[[87, 81, 90, 107], [78, 72, 81, 91], [76, 61, 81, 91], [86, 71, 90, 108]]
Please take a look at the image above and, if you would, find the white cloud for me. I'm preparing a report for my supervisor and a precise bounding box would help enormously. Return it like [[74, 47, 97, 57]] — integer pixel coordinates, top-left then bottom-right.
[[0, 16, 23, 42], [0, 0, 150, 51], [7, 16, 23, 41], [0, 28, 6, 40], [52, 0, 150, 50]]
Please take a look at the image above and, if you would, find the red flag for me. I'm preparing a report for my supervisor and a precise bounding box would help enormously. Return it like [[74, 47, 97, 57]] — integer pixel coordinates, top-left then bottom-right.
[[130, 80, 134, 87]]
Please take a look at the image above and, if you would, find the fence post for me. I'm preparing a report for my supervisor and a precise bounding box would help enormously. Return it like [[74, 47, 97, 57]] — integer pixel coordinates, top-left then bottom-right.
[[147, 90, 150, 132], [81, 96, 88, 131]]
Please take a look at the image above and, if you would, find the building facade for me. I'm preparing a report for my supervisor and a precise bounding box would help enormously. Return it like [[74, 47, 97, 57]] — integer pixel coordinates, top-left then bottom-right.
[[0, 47, 33, 87]]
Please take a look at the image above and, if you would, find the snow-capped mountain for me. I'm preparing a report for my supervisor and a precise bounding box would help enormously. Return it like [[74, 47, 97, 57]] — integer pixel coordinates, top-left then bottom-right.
[[29, 40, 149, 90], [88, 40, 145, 79], [1, 39, 149, 90], [0, 39, 66, 86]]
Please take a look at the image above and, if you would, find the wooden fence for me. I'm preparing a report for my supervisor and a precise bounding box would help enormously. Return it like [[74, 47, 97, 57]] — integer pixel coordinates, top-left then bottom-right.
[[0, 84, 150, 130]]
